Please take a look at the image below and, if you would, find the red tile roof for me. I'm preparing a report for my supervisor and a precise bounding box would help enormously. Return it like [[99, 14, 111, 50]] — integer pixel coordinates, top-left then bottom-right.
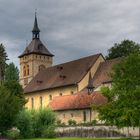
[[24, 54, 101, 93], [48, 90, 107, 111]]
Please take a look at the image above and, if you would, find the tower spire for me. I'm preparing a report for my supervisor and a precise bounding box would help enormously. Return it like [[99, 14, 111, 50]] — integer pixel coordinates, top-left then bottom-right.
[[32, 11, 40, 39]]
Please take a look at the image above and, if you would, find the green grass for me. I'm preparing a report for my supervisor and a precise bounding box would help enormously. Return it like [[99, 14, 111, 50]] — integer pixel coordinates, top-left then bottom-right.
[[19, 138, 135, 140]]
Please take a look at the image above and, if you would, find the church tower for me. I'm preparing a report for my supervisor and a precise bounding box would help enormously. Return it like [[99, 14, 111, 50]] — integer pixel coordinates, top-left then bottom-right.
[[19, 13, 54, 88]]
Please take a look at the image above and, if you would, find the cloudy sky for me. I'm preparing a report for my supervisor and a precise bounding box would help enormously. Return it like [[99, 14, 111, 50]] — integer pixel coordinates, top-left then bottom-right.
[[0, 0, 140, 67]]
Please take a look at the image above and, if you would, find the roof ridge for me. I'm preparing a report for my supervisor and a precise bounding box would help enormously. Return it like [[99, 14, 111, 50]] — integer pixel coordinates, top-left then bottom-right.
[[50, 53, 101, 68]]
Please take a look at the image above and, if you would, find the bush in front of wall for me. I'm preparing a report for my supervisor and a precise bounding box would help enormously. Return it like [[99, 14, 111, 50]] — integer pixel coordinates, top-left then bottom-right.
[[15, 109, 34, 138], [33, 108, 56, 137], [42, 125, 56, 138], [68, 119, 77, 126], [14, 108, 56, 138], [91, 119, 97, 125], [56, 120, 62, 126], [6, 127, 20, 140]]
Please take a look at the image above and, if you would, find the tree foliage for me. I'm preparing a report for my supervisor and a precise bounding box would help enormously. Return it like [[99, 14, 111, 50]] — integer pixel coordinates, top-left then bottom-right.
[[0, 44, 8, 83], [5, 62, 19, 81], [94, 53, 140, 128], [0, 81, 26, 135], [15, 108, 56, 138], [15, 109, 34, 138], [106, 40, 140, 59], [33, 108, 56, 137]]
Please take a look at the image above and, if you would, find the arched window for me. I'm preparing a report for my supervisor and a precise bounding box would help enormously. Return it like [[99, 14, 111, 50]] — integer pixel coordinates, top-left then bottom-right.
[[40, 96, 42, 108], [23, 66, 26, 76], [83, 111, 86, 122], [31, 97, 34, 109], [27, 65, 29, 76], [39, 65, 46, 72], [49, 95, 52, 100]]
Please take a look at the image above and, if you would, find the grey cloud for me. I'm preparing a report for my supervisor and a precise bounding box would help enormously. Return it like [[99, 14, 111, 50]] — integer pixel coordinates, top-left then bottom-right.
[[0, 0, 140, 67]]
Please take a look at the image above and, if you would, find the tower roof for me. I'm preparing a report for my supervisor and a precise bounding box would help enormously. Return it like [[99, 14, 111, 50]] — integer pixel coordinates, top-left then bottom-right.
[[19, 14, 54, 58], [18, 39, 54, 58], [32, 12, 40, 33]]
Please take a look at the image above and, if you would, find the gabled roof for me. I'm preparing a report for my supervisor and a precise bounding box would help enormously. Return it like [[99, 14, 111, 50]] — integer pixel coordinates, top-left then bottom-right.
[[93, 58, 121, 87], [48, 90, 107, 111], [24, 54, 102, 93], [19, 39, 54, 58]]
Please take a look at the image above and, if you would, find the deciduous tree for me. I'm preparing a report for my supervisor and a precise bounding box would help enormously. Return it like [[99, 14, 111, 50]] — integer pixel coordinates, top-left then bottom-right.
[[106, 40, 140, 59], [94, 53, 140, 129], [0, 81, 26, 135]]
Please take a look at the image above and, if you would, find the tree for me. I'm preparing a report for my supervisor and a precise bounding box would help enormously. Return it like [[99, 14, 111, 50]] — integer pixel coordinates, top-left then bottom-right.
[[5, 63, 19, 81], [106, 40, 140, 59], [4, 81, 26, 104], [94, 53, 140, 129], [0, 81, 26, 135], [0, 44, 8, 83]]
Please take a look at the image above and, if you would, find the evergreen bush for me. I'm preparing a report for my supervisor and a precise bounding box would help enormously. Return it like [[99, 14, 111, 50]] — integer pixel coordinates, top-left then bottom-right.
[[33, 108, 56, 137], [15, 109, 34, 138]]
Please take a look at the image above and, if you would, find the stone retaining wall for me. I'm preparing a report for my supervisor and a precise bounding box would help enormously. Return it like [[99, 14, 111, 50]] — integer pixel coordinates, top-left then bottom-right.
[[56, 126, 139, 138]]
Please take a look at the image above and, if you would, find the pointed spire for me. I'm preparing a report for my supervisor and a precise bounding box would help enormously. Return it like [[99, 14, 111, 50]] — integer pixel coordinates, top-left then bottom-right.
[[32, 11, 40, 39], [87, 72, 94, 94]]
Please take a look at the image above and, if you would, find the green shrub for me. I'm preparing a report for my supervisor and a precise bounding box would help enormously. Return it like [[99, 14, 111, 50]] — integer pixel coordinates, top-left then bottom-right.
[[6, 127, 20, 140], [91, 119, 97, 125], [56, 120, 61, 125], [82, 121, 91, 126], [60, 122, 66, 127], [42, 125, 56, 138], [0, 83, 25, 134], [33, 108, 56, 137], [56, 120, 66, 127], [15, 109, 34, 138], [68, 119, 76, 126]]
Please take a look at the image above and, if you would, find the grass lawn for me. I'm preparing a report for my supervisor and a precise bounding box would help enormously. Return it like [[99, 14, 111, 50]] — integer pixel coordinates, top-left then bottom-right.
[[19, 138, 135, 140]]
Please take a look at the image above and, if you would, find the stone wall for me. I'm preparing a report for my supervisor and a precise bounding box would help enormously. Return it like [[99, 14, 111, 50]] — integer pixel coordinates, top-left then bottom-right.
[[56, 126, 139, 138]]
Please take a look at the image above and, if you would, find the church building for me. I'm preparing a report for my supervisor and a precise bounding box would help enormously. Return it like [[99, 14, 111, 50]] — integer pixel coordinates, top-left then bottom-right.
[[19, 14, 120, 124]]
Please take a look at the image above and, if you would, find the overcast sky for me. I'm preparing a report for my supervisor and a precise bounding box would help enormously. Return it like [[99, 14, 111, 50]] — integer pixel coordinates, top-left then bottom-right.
[[1, 0, 140, 67]]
